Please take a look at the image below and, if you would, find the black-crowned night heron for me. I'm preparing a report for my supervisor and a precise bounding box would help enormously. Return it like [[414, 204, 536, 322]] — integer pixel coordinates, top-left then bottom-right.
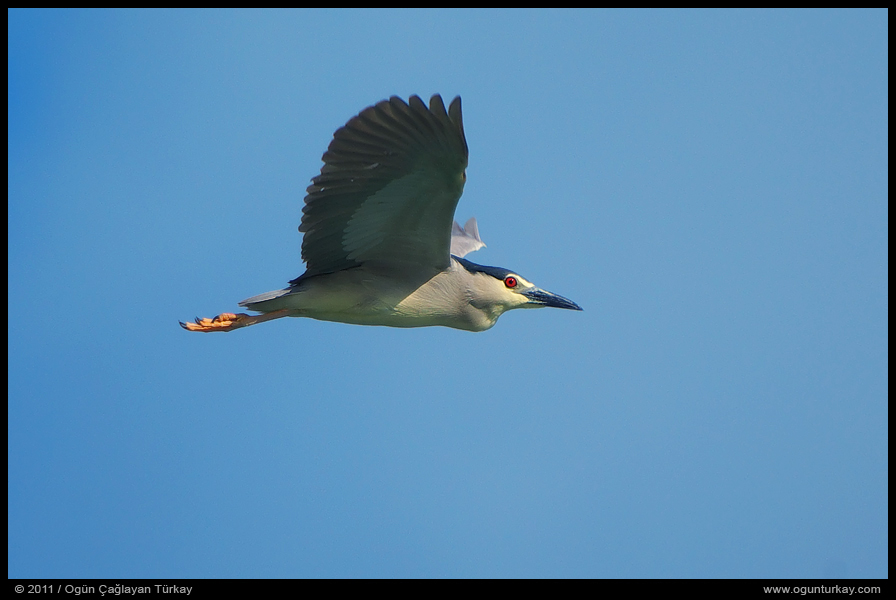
[[182, 94, 582, 333]]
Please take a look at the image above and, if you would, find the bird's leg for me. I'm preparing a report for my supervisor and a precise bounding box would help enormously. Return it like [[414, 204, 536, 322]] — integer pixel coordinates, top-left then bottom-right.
[[180, 309, 292, 332]]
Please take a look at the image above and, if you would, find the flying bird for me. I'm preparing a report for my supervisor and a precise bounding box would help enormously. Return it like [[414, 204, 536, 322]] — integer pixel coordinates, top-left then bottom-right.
[[181, 94, 581, 333]]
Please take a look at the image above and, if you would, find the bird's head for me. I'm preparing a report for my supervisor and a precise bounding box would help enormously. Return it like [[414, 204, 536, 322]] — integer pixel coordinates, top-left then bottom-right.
[[454, 256, 582, 320]]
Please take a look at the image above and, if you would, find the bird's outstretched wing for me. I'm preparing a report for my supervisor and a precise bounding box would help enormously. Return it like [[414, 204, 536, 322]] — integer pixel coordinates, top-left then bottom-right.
[[450, 217, 486, 258], [298, 94, 468, 278]]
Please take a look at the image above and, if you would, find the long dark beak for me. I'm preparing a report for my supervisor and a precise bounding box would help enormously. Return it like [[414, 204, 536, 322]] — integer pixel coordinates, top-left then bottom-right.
[[522, 288, 583, 311]]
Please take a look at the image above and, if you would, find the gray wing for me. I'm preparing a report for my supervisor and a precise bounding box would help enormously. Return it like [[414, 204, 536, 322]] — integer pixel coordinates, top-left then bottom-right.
[[450, 217, 486, 258], [299, 94, 468, 277]]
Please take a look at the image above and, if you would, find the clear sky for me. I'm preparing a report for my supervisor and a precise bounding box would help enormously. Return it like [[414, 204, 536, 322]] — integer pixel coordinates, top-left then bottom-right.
[[8, 9, 887, 578]]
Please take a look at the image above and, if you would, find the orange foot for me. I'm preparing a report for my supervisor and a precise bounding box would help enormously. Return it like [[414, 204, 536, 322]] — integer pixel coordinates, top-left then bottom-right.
[[180, 308, 292, 332], [180, 312, 250, 332]]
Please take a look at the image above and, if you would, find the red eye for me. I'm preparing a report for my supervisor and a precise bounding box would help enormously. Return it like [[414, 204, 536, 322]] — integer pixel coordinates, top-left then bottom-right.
[[504, 276, 517, 288]]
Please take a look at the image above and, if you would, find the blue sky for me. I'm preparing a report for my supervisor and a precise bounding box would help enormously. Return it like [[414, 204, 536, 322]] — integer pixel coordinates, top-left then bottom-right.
[[8, 9, 887, 578]]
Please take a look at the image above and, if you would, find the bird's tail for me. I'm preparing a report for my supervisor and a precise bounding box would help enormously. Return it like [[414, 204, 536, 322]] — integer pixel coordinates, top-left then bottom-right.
[[239, 288, 295, 312]]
